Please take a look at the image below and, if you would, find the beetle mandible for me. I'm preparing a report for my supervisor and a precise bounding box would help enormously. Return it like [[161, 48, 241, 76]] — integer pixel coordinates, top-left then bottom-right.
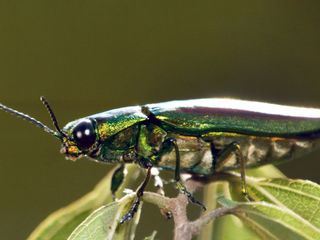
[[1, 97, 320, 223]]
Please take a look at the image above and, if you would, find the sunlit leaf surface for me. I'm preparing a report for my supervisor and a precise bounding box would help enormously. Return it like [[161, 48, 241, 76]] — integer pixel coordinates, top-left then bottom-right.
[[219, 198, 320, 240], [208, 164, 320, 240], [199, 164, 283, 240], [68, 193, 141, 240], [199, 181, 260, 240]]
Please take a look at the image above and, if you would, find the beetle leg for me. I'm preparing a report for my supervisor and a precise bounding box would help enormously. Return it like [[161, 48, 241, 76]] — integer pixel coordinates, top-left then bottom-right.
[[210, 142, 219, 173], [120, 166, 152, 224], [215, 142, 248, 197], [111, 163, 125, 200], [162, 138, 206, 210]]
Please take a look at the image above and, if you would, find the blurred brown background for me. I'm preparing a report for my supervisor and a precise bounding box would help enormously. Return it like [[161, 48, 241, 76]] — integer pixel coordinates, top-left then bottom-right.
[[0, 1, 320, 239]]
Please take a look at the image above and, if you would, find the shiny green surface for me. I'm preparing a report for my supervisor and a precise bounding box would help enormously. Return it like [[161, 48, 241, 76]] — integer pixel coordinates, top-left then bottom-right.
[[152, 109, 320, 137], [146, 99, 320, 137], [1, 1, 320, 239], [67, 98, 320, 141], [63, 106, 147, 140]]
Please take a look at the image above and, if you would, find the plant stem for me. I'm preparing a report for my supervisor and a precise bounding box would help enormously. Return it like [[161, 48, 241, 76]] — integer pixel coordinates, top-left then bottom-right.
[[142, 179, 234, 240]]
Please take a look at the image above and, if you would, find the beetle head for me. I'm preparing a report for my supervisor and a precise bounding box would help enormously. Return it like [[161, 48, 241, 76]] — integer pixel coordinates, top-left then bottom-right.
[[61, 118, 100, 161], [0, 97, 100, 161]]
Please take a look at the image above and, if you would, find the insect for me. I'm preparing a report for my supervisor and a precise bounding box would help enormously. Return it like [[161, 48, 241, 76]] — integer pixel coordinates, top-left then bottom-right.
[[1, 97, 320, 223]]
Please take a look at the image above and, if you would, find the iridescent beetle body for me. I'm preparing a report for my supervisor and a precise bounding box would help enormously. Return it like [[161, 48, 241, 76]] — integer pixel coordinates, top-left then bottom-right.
[[2, 98, 320, 223], [62, 99, 320, 174]]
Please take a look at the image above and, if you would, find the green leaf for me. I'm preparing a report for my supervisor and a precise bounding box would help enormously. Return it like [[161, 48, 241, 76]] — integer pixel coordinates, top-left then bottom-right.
[[226, 167, 320, 233], [246, 178, 320, 228], [27, 164, 139, 240], [219, 197, 320, 240], [198, 164, 284, 240], [199, 181, 260, 240], [216, 164, 320, 239], [68, 193, 141, 240]]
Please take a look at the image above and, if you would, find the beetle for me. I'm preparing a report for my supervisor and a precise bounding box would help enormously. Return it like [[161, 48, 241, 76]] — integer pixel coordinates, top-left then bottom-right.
[[1, 97, 320, 223]]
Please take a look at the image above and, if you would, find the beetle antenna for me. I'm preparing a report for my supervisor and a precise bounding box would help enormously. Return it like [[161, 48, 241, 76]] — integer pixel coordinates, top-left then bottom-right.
[[40, 96, 66, 138], [0, 100, 59, 138]]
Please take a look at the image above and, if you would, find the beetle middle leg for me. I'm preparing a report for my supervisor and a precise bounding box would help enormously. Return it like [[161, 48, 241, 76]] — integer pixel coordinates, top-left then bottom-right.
[[161, 138, 206, 210], [214, 142, 249, 197]]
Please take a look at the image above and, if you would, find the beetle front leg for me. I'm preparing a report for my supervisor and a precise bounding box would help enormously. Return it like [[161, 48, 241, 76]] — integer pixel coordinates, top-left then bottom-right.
[[111, 164, 125, 200], [120, 166, 152, 224], [162, 138, 206, 210], [215, 142, 249, 197]]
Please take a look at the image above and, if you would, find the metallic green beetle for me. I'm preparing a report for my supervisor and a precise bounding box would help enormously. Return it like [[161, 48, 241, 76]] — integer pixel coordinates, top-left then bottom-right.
[[1, 97, 320, 223]]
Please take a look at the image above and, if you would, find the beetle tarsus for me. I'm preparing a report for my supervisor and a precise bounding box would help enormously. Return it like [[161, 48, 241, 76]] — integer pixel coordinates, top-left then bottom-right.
[[241, 188, 254, 201], [120, 197, 141, 224], [176, 181, 207, 211]]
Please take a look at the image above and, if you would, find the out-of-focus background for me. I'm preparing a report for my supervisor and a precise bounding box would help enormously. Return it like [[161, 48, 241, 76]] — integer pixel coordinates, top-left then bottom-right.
[[0, 1, 319, 239]]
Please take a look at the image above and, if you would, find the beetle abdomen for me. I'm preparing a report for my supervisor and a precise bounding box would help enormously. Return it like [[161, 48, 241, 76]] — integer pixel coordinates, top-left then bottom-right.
[[209, 133, 318, 171], [146, 98, 320, 138], [156, 133, 319, 175]]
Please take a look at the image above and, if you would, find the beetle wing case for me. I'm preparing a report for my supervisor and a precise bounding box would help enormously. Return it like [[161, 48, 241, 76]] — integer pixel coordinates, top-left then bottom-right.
[[146, 98, 320, 138]]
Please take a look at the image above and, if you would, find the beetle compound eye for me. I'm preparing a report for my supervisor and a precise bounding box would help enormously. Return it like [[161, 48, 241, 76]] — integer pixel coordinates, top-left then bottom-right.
[[72, 119, 96, 150]]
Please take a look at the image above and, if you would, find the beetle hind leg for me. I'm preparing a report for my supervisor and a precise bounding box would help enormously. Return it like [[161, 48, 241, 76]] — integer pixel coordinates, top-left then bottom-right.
[[175, 181, 206, 210], [214, 142, 250, 199]]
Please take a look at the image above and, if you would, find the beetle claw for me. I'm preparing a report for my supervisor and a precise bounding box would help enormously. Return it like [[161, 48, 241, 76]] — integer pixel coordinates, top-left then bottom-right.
[[120, 212, 133, 224]]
